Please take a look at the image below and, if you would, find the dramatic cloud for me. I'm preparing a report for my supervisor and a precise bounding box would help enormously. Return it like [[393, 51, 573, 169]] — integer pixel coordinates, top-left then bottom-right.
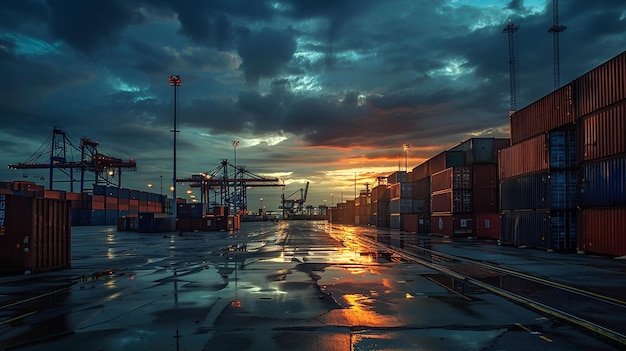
[[1, 0, 624, 209]]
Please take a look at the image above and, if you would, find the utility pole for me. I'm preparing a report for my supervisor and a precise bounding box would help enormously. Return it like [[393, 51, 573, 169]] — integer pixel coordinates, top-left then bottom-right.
[[168, 75, 181, 217]]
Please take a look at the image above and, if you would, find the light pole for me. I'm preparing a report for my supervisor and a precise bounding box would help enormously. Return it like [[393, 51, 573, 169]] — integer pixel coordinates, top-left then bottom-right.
[[147, 183, 153, 192], [330, 193, 334, 207], [160, 175, 163, 196], [403, 143, 410, 172], [232, 140, 239, 213], [260, 197, 263, 215], [169, 186, 175, 214], [169, 75, 182, 217]]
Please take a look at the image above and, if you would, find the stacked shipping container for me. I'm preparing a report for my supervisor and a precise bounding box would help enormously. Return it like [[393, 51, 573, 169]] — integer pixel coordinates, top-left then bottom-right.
[[576, 51, 626, 256], [430, 138, 507, 238]]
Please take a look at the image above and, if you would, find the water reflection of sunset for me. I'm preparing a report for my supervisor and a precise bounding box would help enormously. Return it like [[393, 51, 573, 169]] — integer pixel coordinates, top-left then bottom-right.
[[341, 293, 400, 327]]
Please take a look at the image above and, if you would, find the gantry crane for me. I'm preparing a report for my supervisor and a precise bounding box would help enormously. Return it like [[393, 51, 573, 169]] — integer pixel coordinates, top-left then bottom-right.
[[178, 159, 283, 214], [8, 127, 137, 192], [280, 181, 309, 217]]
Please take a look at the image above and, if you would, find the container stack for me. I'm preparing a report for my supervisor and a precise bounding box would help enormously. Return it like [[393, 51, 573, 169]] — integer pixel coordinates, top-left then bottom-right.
[[429, 139, 507, 238], [388, 171, 412, 229], [576, 52, 626, 256], [499, 83, 578, 251], [405, 160, 431, 233], [355, 190, 371, 225], [370, 183, 390, 227], [85, 185, 168, 226]]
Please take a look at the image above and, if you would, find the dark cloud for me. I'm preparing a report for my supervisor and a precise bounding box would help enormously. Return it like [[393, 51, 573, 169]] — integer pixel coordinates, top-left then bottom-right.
[[47, 0, 144, 54], [237, 28, 297, 85]]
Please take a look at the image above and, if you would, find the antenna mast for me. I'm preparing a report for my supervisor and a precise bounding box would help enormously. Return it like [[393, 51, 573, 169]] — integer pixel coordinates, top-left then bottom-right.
[[548, 0, 566, 89], [502, 19, 520, 115]]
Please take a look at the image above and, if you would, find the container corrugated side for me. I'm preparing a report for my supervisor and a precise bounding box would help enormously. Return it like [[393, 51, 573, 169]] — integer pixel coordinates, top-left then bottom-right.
[[411, 159, 431, 181], [500, 171, 577, 211], [500, 210, 576, 250], [0, 195, 71, 274], [579, 207, 626, 257], [548, 128, 577, 170], [580, 155, 626, 207], [575, 51, 626, 118], [412, 178, 430, 198], [473, 188, 498, 213], [498, 134, 548, 180], [578, 101, 626, 162], [472, 163, 498, 188], [510, 83, 574, 144]]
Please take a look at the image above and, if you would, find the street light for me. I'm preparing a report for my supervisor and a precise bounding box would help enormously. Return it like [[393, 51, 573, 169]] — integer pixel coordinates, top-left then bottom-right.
[[169, 75, 182, 217], [147, 183, 153, 190], [330, 193, 334, 207], [260, 197, 263, 215], [169, 185, 175, 214]]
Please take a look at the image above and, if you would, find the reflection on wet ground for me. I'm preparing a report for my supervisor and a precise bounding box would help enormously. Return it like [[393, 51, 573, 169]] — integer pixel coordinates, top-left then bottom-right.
[[0, 221, 620, 350]]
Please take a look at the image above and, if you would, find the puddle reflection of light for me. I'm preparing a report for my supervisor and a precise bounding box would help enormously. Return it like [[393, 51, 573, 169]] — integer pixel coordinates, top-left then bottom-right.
[[107, 248, 115, 259]]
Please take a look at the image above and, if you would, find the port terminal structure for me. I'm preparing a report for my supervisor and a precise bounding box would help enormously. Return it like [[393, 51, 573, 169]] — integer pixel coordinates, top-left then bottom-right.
[[7, 127, 137, 192], [177, 159, 284, 215]]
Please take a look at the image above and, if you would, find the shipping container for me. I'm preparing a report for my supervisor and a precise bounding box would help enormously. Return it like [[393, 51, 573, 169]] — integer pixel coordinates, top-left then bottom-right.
[[549, 128, 577, 170], [430, 150, 465, 174], [413, 197, 430, 214], [431, 191, 452, 213], [0, 194, 71, 274], [390, 213, 402, 230], [388, 182, 413, 199], [578, 102, 626, 162], [510, 83, 574, 144], [500, 210, 576, 250], [580, 156, 626, 207], [498, 134, 548, 180], [431, 214, 473, 237], [91, 195, 105, 210], [575, 51, 626, 118], [449, 138, 511, 165], [579, 207, 626, 257], [371, 184, 390, 203], [500, 171, 577, 211], [387, 171, 407, 184], [431, 167, 472, 193], [389, 198, 413, 214], [411, 159, 431, 181], [475, 213, 500, 240], [411, 178, 430, 198], [473, 188, 498, 213], [431, 189, 472, 214], [403, 214, 419, 232], [472, 164, 498, 188]]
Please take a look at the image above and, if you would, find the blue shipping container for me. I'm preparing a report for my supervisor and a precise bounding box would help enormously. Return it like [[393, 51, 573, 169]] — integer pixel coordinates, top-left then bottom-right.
[[500, 171, 577, 211], [500, 210, 577, 250], [580, 156, 626, 207], [549, 129, 577, 169]]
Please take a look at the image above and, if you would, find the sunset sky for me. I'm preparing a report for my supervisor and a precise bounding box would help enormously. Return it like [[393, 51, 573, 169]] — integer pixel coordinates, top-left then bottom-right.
[[1, 0, 625, 211]]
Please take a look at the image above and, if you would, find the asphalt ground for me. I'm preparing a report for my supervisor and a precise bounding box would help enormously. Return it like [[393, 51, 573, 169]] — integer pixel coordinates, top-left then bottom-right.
[[1, 221, 624, 351]]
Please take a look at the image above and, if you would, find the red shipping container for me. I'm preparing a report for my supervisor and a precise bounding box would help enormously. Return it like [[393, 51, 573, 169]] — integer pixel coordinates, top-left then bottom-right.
[[472, 164, 498, 188], [498, 134, 548, 180], [575, 51, 626, 118], [431, 191, 452, 213], [475, 213, 501, 240], [412, 178, 430, 198], [579, 208, 626, 257], [473, 188, 498, 213], [578, 102, 626, 162], [431, 214, 474, 237], [431, 168, 452, 193], [510, 83, 573, 144], [412, 159, 431, 181], [403, 214, 419, 233], [176, 217, 191, 232], [202, 215, 217, 231], [0, 194, 71, 274]]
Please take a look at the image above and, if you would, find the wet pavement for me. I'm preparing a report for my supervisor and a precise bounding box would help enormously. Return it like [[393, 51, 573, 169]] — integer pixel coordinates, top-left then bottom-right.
[[0, 221, 623, 350]]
